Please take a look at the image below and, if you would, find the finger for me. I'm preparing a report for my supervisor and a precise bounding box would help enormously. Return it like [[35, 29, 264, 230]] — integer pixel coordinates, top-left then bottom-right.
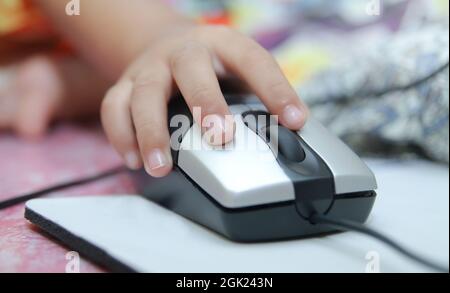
[[14, 90, 57, 138], [212, 30, 308, 130], [13, 57, 62, 138], [130, 67, 173, 178], [170, 41, 234, 146], [101, 79, 142, 170]]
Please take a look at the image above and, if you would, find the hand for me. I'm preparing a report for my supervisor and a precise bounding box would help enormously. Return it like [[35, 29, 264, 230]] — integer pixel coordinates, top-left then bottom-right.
[[0, 55, 109, 138], [101, 25, 309, 177], [0, 57, 62, 138]]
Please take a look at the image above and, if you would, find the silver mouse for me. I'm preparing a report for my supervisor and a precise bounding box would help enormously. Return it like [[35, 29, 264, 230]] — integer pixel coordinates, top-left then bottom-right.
[[132, 97, 377, 242]]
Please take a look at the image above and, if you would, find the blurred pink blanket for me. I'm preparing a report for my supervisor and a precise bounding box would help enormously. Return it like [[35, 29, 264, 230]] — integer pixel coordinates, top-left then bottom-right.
[[0, 124, 135, 272]]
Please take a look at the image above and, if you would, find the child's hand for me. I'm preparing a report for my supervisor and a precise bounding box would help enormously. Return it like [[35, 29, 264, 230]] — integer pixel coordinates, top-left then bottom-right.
[[101, 25, 309, 177], [0, 55, 109, 138]]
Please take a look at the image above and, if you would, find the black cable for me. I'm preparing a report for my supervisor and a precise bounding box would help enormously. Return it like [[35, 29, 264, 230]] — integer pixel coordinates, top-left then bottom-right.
[[310, 213, 449, 273], [0, 166, 127, 210]]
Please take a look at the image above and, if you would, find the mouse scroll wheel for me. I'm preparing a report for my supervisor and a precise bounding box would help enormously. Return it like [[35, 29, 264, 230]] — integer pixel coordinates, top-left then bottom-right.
[[242, 110, 274, 132], [265, 125, 306, 163]]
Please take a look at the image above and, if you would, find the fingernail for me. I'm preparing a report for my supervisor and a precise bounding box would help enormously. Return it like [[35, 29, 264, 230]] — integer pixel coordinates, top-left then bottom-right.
[[282, 104, 304, 129], [203, 114, 235, 145], [147, 149, 169, 171], [125, 151, 140, 170]]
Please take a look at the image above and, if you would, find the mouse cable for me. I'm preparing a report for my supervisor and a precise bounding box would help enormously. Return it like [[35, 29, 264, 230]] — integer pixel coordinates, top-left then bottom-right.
[[0, 166, 128, 211], [309, 213, 449, 273]]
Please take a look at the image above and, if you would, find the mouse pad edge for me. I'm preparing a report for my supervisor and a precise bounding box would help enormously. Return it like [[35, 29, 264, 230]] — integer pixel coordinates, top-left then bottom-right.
[[24, 206, 136, 273]]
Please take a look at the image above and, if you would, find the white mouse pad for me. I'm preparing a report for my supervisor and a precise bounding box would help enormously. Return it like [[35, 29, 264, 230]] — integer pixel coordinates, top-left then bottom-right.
[[25, 159, 449, 273]]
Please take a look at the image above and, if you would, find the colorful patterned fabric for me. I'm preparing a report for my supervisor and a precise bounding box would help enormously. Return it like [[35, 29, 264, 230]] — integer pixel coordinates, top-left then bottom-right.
[[174, 0, 449, 163], [300, 25, 449, 163]]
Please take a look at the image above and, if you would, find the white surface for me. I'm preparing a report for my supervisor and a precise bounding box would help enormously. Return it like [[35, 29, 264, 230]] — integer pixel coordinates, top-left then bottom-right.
[[26, 159, 449, 273]]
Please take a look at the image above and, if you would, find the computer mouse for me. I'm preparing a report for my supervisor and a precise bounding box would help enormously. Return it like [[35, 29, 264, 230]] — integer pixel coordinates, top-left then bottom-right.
[[131, 96, 377, 242]]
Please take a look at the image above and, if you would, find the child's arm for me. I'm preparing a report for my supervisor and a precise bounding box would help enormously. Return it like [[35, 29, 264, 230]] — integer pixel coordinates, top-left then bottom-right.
[[36, 0, 192, 79], [37, 0, 309, 177]]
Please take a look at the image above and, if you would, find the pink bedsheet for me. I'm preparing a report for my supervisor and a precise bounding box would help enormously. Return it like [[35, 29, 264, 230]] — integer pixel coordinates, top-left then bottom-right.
[[0, 124, 136, 272]]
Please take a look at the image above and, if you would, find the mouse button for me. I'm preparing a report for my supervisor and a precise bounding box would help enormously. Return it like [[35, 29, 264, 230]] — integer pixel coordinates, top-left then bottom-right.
[[284, 143, 325, 176], [242, 110, 277, 135], [264, 125, 306, 163], [178, 144, 295, 209], [297, 118, 378, 194], [229, 104, 252, 115], [177, 119, 296, 208], [247, 103, 268, 112]]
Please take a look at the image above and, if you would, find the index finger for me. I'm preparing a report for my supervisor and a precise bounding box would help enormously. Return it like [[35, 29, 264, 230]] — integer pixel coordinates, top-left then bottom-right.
[[211, 28, 308, 130]]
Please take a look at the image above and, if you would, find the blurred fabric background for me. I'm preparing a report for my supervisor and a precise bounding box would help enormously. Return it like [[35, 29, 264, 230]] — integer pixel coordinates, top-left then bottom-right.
[[1, 0, 448, 162], [169, 0, 450, 163]]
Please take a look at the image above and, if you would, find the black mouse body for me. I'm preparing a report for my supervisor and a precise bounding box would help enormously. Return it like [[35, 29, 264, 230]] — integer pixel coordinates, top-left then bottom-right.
[[131, 96, 377, 242]]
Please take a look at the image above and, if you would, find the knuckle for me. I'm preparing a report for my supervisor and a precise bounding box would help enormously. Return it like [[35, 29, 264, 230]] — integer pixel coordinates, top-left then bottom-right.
[[134, 119, 155, 134], [205, 103, 226, 116], [240, 44, 272, 69], [132, 75, 167, 101], [190, 25, 235, 45], [268, 78, 298, 105], [170, 41, 208, 69], [268, 78, 289, 95], [189, 85, 214, 105], [213, 25, 234, 36], [133, 74, 165, 89], [268, 87, 299, 110], [244, 51, 269, 71], [201, 99, 228, 117], [200, 25, 234, 38], [135, 122, 167, 148]]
